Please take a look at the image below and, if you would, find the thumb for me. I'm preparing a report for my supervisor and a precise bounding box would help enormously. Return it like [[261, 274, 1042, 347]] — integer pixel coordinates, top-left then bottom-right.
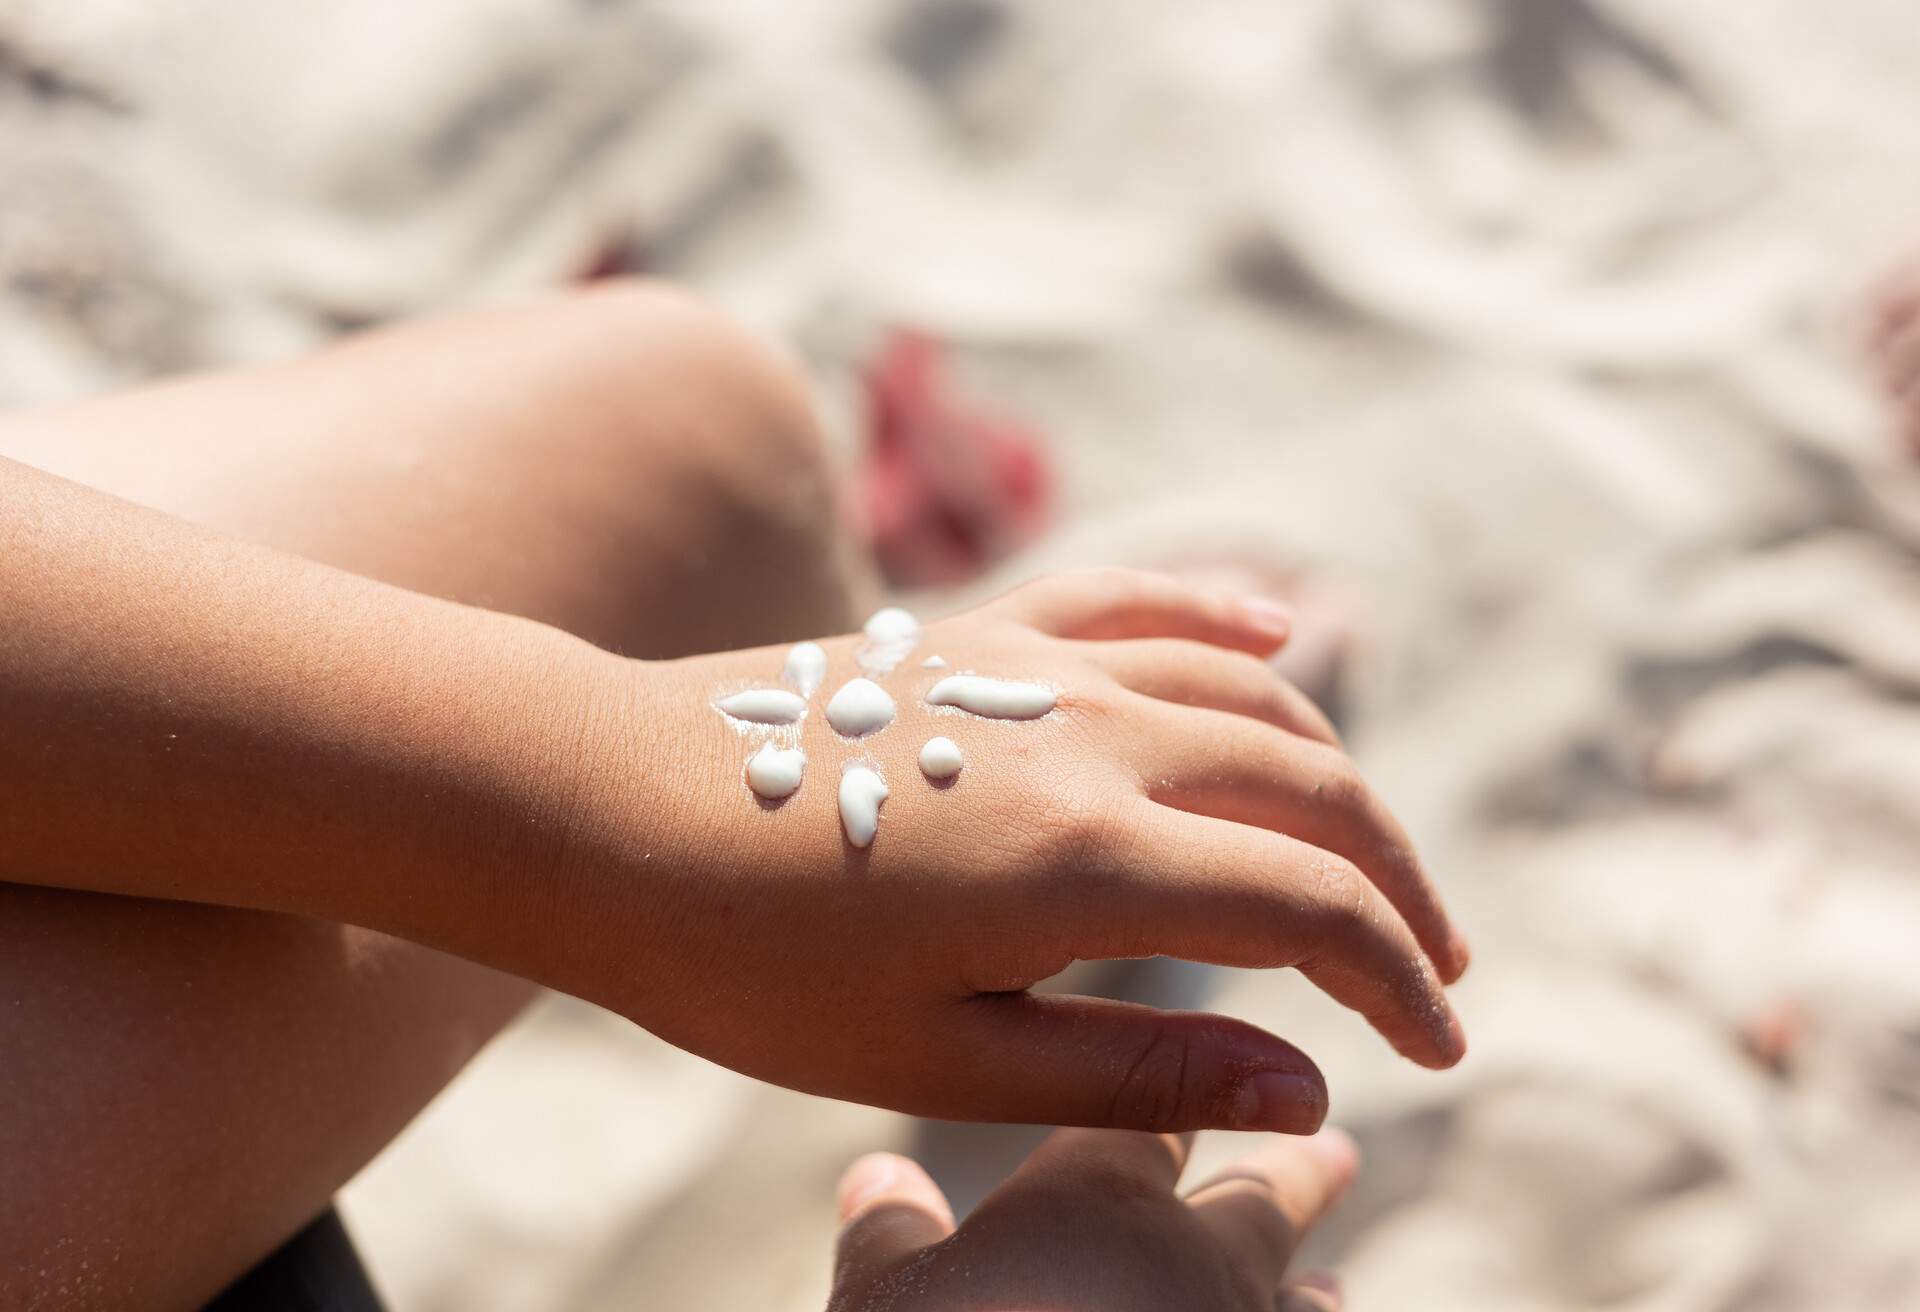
[[832, 1153, 956, 1286], [927, 993, 1328, 1134]]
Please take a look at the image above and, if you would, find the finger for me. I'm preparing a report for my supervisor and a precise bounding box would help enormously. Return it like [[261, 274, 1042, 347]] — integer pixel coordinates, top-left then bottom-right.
[[989, 568, 1293, 655], [925, 991, 1329, 1134], [832, 1152, 956, 1283], [1276, 1279, 1343, 1312], [1074, 637, 1341, 747], [1064, 801, 1466, 1068], [1125, 694, 1469, 982], [1184, 1128, 1358, 1292], [1019, 1126, 1194, 1194]]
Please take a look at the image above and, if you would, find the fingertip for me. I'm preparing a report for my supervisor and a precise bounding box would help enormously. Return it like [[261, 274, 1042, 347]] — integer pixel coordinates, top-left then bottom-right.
[[1229, 1068, 1329, 1135], [1278, 1292, 1342, 1312], [836, 1152, 904, 1221], [833, 1152, 957, 1278], [1279, 1271, 1345, 1310], [1404, 993, 1469, 1070], [1238, 595, 1295, 651], [1408, 1025, 1467, 1071], [1301, 1127, 1359, 1190], [836, 1152, 953, 1229]]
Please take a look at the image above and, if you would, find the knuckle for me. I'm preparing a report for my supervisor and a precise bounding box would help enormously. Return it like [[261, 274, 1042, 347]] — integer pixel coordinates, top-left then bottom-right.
[[1000, 573, 1060, 611], [1310, 754, 1372, 819], [1109, 1024, 1202, 1132], [1034, 783, 1131, 875], [1305, 856, 1372, 941], [1078, 566, 1173, 613], [1059, 673, 1130, 726]]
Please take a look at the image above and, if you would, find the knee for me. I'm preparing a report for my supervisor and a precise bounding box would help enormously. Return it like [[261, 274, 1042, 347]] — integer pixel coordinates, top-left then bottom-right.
[[559, 278, 833, 507], [525, 280, 859, 647]]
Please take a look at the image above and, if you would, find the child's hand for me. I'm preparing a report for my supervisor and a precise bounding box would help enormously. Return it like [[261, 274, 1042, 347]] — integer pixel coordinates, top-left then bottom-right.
[[827, 1127, 1356, 1311], [0, 467, 1458, 1139], [567, 570, 1468, 1133]]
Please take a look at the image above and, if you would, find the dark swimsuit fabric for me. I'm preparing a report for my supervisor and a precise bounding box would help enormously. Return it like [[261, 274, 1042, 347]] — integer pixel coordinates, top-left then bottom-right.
[[204, 1207, 385, 1312]]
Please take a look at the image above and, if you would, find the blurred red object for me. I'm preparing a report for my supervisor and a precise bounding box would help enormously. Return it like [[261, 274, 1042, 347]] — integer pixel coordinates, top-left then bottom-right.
[[572, 229, 647, 282], [1738, 996, 1810, 1080], [854, 329, 1053, 586]]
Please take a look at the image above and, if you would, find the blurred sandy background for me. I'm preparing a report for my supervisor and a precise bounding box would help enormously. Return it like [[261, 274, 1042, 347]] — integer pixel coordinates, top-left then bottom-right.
[[5, 1, 1920, 1308]]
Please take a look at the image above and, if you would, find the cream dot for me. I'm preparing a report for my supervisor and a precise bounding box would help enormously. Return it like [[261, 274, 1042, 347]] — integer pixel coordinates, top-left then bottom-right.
[[715, 689, 808, 725], [924, 675, 1055, 720], [825, 677, 897, 737], [782, 642, 828, 697], [839, 766, 889, 848], [857, 607, 921, 674], [919, 736, 964, 780], [746, 744, 805, 799]]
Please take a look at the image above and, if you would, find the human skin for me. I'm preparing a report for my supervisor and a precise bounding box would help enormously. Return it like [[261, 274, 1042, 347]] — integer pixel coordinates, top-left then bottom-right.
[[1, 280, 871, 1309], [3, 458, 1465, 1128], [827, 1127, 1356, 1311], [0, 280, 1465, 1308], [612, 577, 1470, 1131]]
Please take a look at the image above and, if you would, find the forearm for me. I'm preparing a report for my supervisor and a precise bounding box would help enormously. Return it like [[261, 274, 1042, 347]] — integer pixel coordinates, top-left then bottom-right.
[[0, 456, 617, 969]]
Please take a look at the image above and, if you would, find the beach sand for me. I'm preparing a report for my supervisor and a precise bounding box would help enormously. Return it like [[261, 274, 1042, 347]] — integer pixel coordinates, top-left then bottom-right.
[[5, 2, 1920, 1307]]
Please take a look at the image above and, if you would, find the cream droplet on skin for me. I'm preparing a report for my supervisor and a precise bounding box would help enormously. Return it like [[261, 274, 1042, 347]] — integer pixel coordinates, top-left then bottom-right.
[[746, 744, 806, 799], [825, 677, 897, 737], [921, 655, 947, 669], [857, 607, 920, 674], [716, 689, 808, 725], [839, 766, 889, 848], [919, 736, 963, 779], [782, 642, 827, 698], [925, 675, 1056, 720]]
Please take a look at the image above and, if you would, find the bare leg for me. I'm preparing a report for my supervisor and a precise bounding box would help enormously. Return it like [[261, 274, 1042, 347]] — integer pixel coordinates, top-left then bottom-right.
[[0, 280, 862, 1310]]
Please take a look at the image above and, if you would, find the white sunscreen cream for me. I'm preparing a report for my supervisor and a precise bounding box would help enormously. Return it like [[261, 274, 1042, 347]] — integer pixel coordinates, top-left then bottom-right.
[[746, 744, 806, 799], [857, 607, 920, 674], [715, 689, 808, 725], [782, 642, 828, 698], [921, 655, 948, 669], [925, 675, 1056, 720], [839, 765, 889, 847], [825, 677, 897, 737], [918, 736, 964, 780]]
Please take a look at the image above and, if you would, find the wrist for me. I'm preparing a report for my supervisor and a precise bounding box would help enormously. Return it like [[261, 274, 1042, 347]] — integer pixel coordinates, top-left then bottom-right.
[[457, 624, 721, 1016], [404, 615, 645, 989]]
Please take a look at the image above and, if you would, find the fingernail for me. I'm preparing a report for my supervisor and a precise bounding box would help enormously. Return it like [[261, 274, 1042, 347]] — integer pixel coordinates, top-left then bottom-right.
[[838, 1154, 898, 1218], [1241, 595, 1295, 636], [1232, 1071, 1326, 1132]]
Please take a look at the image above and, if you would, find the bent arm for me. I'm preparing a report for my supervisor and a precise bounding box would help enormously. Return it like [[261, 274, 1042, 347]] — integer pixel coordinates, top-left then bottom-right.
[[0, 455, 615, 969]]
